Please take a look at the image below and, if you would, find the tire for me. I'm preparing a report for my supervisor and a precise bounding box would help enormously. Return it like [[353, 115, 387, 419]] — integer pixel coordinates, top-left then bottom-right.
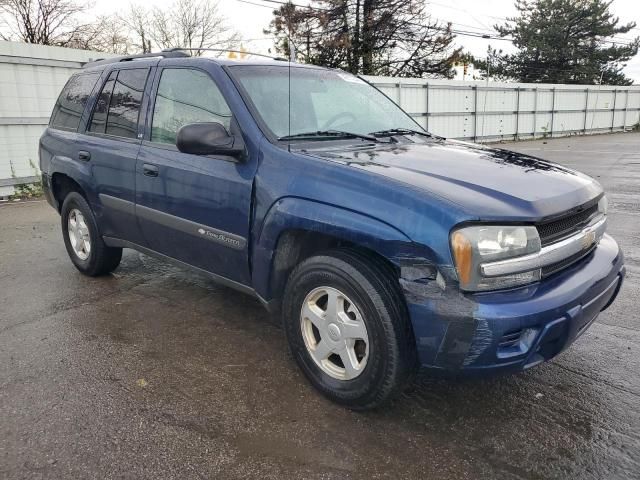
[[282, 248, 417, 410], [60, 192, 122, 276]]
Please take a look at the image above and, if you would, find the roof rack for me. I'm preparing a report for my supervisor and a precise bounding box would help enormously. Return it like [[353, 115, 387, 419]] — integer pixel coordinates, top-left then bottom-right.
[[84, 50, 191, 68], [83, 47, 290, 69], [162, 47, 289, 62]]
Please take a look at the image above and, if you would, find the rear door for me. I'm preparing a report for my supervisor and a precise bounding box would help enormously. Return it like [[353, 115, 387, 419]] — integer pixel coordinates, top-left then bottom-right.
[[40, 72, 101, 201], [135, 64, 256, 285], [81, 66, 152, 244]]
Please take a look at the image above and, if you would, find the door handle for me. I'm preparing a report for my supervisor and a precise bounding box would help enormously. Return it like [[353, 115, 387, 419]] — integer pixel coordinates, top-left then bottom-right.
[[78, 150, 91, 161], [143, 163, 159, 177]]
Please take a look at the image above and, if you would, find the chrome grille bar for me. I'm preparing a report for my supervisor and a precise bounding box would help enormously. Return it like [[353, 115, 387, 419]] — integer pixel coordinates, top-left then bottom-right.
[[481, 215, 607, 277]]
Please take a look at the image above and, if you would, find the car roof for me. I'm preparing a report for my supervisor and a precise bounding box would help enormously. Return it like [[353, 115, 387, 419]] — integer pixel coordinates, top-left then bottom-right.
[[82, 52, 326, 73]]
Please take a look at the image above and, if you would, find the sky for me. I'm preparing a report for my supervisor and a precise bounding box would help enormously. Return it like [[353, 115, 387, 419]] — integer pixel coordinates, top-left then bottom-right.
[[95, 0, 640, 83]]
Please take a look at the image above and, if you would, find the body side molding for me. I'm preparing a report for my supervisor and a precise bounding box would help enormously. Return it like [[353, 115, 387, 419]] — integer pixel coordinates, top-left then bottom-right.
[[99, 193, 136, 216], [135, 203, 247, 250]]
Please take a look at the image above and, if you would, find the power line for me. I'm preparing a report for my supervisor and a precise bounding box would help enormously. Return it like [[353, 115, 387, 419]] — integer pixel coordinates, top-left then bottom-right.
[[232, 0, 510, 41], [234, 0, 277, 9], [427, 0, 640, 33], [232, 0, 639, 48], [238, 0, 329, 11]]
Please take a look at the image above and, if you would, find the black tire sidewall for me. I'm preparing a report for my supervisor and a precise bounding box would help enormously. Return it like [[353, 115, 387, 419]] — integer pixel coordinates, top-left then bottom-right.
[[284, 256, 400, 406], [61, 192, 101, 274]]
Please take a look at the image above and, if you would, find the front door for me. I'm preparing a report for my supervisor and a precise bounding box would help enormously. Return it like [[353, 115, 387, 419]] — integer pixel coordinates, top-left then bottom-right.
[[135, 66, 256, 285]]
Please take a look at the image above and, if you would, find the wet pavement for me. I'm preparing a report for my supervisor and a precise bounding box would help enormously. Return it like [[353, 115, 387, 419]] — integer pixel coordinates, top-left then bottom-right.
[[1, 132, 639, 479]]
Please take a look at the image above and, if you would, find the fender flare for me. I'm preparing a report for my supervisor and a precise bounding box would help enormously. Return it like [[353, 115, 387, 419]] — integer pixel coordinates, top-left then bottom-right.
[[48, 156, 97, 208], [251, 197, 415, 300]]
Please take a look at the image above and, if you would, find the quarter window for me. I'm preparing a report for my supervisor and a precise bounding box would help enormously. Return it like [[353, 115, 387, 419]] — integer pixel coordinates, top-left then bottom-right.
[[151, 68, 232, 145], [50, 73, 100, 131], [89, 68, 149, 139]]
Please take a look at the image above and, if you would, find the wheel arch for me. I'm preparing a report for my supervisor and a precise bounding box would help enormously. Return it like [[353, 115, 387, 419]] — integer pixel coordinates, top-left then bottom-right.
[[51, 172, 89, 212], [252, 197, 431, 304]]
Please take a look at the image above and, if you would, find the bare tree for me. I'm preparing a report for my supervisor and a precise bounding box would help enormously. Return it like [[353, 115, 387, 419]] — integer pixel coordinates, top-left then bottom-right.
[[1, 0, 240, 56], [0, 0, 90, 46], [116, 0, 238, 56], [119, 3, 151, 53], [147, 0, 238, 55], [66, 15, 132, 54]]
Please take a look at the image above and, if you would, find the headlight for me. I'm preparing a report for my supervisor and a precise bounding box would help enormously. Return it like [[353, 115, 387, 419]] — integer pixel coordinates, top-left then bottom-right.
[[598, 195, 608, 216], [451, 225, 541, 291]]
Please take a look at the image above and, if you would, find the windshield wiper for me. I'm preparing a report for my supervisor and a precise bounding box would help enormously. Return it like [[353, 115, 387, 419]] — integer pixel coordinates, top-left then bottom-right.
[[278, 130, 380, 142], [369, 128, 437, 138]]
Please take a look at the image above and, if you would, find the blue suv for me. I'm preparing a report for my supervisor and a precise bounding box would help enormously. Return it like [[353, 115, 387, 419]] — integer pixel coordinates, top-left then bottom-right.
[[40, 50, 624, 409]]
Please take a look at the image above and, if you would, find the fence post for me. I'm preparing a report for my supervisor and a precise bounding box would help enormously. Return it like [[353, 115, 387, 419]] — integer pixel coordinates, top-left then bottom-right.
[[550, 87, 556, 138], [514, 87, 520, 141], [623, 89, 629, 131], [583, 88, 589, 135], [473, 85, 479, 142], [611, 89, 617, 132], [532, 87, 538, 138], [425, 83, 430, 132]]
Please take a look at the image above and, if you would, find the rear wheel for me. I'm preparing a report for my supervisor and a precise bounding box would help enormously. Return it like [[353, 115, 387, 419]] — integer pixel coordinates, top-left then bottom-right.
[[283, 249, 416, 410], [61, 192, 122, 276]]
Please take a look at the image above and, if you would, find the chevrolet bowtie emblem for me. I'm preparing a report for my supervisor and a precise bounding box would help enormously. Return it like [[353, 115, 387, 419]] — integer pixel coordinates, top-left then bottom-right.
[[582, 230, 596, 250]]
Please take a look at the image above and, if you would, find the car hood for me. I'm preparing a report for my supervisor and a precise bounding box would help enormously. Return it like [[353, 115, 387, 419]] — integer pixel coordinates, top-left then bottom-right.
[[301, 139, 602, 221]]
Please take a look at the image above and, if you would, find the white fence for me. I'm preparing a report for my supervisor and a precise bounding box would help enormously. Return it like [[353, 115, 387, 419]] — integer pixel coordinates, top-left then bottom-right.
[[364, 76, 640, 142], [1, 41, 639, 196], [0, 41, 111, 196]]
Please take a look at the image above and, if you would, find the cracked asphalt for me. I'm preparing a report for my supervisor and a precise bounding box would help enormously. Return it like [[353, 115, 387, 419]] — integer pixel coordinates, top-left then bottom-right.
[[1, 132, 639, 479]]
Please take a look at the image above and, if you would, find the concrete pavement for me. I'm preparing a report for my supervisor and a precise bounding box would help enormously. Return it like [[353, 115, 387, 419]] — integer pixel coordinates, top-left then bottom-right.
[[1, 132, 639, 479]]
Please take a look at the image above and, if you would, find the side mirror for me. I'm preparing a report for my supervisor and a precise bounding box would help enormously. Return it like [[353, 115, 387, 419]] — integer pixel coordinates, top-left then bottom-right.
[[176, 122, 244, 158]]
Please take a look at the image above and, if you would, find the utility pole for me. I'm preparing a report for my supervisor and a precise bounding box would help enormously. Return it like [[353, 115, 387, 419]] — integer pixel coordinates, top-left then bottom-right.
[[486, 46, 491, 83]]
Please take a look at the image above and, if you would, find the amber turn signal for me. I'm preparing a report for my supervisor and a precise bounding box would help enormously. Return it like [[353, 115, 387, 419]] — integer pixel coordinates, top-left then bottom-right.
[[451, 231, 473, 285]]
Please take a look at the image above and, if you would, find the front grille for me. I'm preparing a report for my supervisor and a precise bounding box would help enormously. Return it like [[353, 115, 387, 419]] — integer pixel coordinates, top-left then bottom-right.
[[541, 244, 596, 278], [537, 203, 598, 247]]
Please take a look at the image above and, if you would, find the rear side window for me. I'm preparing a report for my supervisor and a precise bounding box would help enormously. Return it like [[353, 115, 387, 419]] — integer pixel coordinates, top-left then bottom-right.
[[89, 68, 149, 139], [89, 71, 116, 133], [50, 73, 100, 131], [151, 68, 232, 145]]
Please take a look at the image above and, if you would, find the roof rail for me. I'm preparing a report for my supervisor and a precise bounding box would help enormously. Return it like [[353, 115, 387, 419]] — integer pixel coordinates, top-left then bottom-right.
[[84, 50, 191, 68], [162, 47, 289, 62]]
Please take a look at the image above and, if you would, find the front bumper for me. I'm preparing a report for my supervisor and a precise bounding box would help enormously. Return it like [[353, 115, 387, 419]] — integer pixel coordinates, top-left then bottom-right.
[[407, 234, 624, 374]]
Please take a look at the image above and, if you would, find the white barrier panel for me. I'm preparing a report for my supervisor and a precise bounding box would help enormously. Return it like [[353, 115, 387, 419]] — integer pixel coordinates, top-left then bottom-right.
[[1, 40, 639, 195], [0, 41, 113, 196], [362, 76, 640, 143]]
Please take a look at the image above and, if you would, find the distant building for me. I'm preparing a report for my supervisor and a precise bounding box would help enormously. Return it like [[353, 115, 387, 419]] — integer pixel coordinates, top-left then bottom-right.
[[453, 62, 483, 81]]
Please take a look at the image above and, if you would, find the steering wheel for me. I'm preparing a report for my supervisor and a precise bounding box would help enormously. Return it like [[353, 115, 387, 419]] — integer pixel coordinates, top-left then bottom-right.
[[322, 112, 357, 130]]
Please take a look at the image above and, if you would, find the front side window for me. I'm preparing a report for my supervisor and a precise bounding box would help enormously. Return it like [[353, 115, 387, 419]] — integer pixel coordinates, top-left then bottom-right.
[[88, 68, 148, 139], [229, 66, 421, 139], [50, 73, 100, 131], [151, 68, 232, 145]]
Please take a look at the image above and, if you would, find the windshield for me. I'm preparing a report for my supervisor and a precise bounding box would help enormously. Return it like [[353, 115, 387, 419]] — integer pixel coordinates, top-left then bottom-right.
[[229, 65, 423, 140]]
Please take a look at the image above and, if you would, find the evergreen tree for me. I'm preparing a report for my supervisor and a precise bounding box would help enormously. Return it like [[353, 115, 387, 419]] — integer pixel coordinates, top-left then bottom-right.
[[479, 0, 639, 85]]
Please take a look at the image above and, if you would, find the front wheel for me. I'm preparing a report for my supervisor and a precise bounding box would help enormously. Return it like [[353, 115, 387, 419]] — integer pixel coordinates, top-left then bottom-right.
[[61, 192, 122, 276], [282, 249, 417, 410]]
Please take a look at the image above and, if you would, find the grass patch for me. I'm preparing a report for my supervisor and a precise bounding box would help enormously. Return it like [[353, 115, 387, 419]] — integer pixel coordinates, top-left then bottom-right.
[[9, 181, 44, 200]]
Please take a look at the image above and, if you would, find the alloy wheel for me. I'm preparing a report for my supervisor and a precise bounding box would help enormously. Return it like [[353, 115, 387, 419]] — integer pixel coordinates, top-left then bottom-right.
[[300, 286, 369, 380]]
